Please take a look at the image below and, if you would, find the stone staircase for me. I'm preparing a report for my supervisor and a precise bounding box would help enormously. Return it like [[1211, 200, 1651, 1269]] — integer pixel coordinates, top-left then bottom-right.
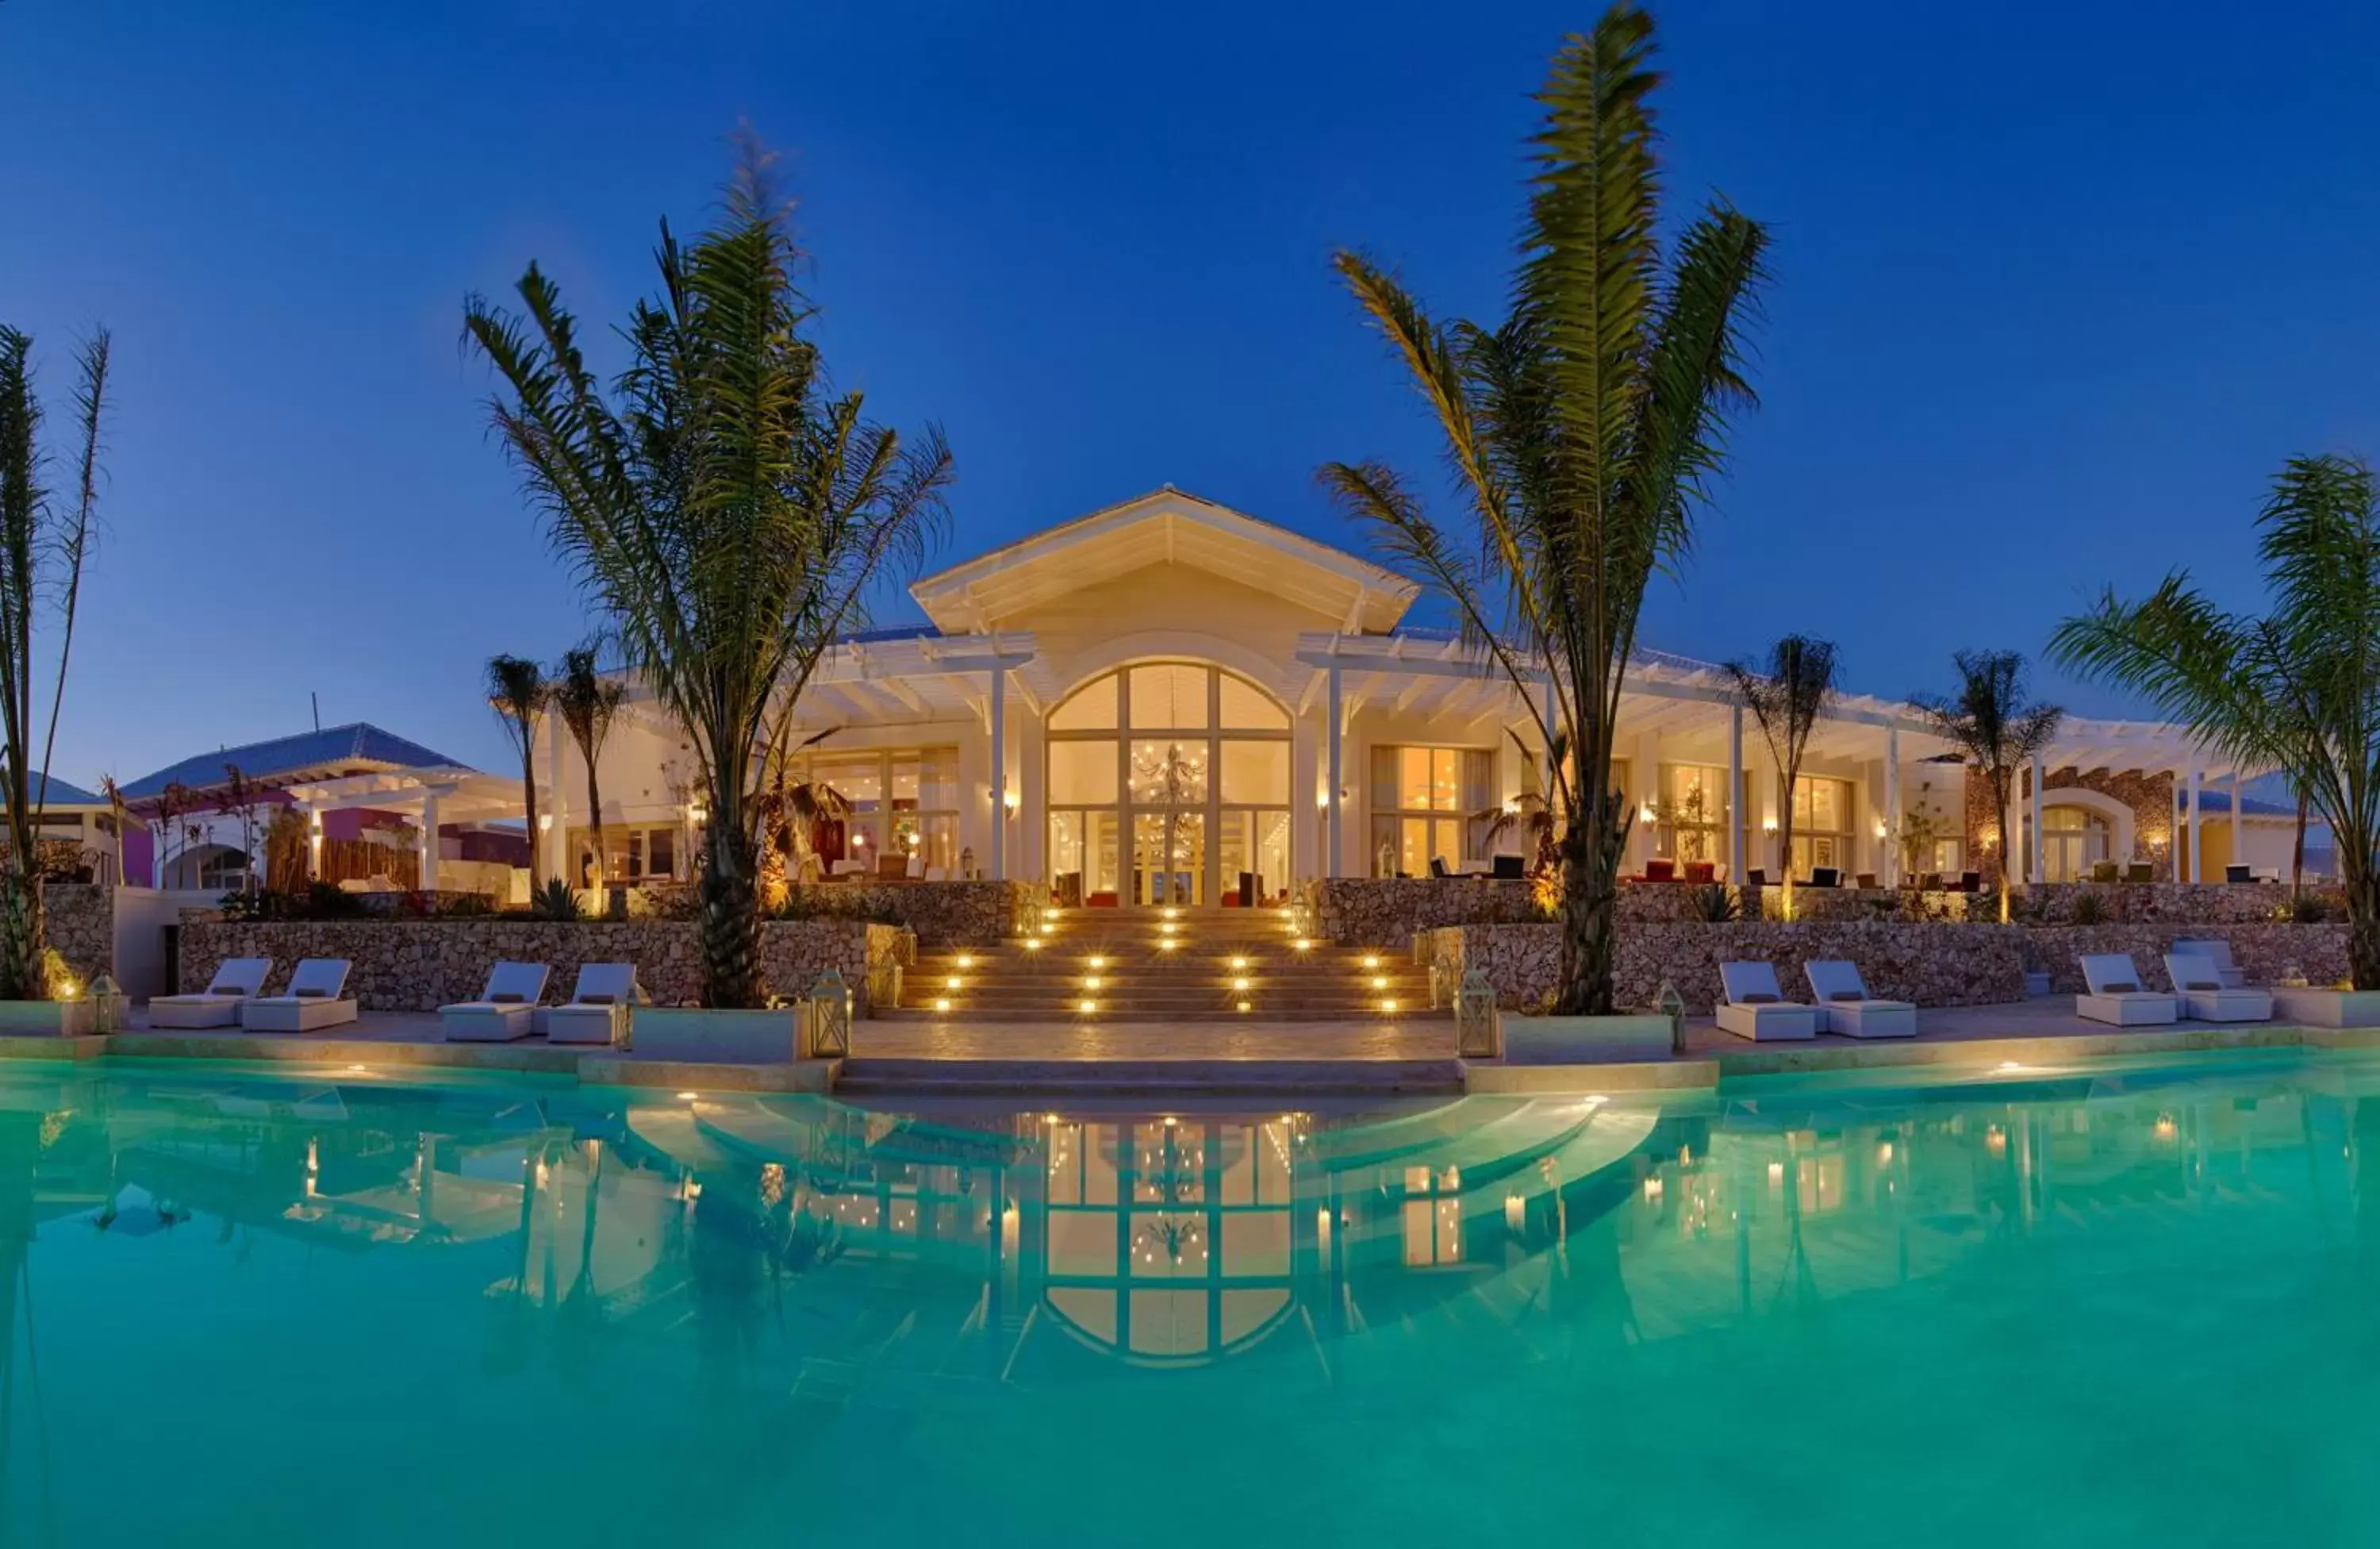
[[876, 908, 1440, 1024]]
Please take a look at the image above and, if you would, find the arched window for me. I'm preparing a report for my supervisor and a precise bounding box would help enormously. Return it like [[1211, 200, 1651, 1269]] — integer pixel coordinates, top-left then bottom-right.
[[1046, 663, 1291, 908]]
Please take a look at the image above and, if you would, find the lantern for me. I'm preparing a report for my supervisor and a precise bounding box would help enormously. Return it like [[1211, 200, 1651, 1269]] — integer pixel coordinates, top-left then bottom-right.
[[804, 967, 853, 1059], [1455, 968, 1500, 1059], [1657, 979, 1687, 1054], [88, 972, 123, 1035], [960, 845, 976, 881]]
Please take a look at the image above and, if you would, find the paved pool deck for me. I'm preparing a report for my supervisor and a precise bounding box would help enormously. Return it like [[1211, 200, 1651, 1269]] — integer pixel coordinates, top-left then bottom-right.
[[0, 997, 2370, 1095]]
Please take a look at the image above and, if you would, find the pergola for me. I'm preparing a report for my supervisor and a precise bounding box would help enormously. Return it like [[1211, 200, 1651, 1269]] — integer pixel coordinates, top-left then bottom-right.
[[276, 766, 529, 890]]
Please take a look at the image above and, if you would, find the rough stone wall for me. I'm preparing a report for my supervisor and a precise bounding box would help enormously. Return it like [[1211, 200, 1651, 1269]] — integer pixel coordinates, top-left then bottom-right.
[[1738, 885, 1975, 924], [2020, 881, 2339, 924], [179, 918, 904, 1012], [2025, 923, 2348, 994], [1314, 878, 1542, 943], [780, 879, 1035, 946], [1430, 921, 2029, 1014], [1428, 917, 2350, 1013], [44, 883, 112, 985]]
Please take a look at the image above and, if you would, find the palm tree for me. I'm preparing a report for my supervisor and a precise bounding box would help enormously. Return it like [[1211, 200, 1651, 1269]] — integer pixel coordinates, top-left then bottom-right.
[[0, 325, 109, 999], [98, 774, 126, 887], [1319, 6, 1769, 1014], [1915, 651, 2062, 924], [551, 648, 626, 881], [1724, 636, 1837, 919], [486, 655, 550, 891], [2049, 455, 2380, 982], [464, 140, 951, 1006]]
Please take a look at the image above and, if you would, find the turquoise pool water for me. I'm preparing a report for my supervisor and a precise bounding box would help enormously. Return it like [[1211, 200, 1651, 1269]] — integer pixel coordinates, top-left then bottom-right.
[[1, 1051, 2373, 1546]]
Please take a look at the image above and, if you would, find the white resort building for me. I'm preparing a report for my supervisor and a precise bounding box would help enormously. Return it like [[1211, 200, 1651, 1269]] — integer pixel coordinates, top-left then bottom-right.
[[531, 487, 2304, 905]]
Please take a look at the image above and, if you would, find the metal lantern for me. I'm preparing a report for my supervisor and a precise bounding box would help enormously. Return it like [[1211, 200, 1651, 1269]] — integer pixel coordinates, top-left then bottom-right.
[[1657, 979, 1687, 1054], [88, 971, 122, 1035], [1455, 968, 1500, 1059], [960, 845, 976, 881], [804, 967, 853, 1059]]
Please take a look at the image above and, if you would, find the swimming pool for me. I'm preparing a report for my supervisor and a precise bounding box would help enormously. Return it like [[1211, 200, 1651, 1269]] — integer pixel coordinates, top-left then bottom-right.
[[2, 1051, 2371, 1546]]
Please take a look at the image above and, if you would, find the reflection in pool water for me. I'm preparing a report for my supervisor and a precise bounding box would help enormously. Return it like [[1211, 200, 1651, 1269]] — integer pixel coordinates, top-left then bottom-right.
[[6, 1053, 2380, 1544]]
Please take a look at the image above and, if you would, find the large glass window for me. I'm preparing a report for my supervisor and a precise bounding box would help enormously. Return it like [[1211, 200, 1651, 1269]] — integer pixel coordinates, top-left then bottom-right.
[[795, 744, 960, 877], [1368, 745, 1494, 876], [1046, 663, 1292, 907], [566, 822, 684, 886], [1656, 763, 1733, 863], [2041, 805, 2111, 883], [1787, 774, 1855, 878]]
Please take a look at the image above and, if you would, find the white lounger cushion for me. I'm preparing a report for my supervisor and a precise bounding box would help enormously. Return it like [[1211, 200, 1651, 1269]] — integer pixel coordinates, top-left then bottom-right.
[[2171, 938, 2246, 989], [2164, 954, 2272, 1023], [442, 962, 551, 1043], [150, 957, 274, 1028], [240, 959, 359, 1032], [1802, 959, 1917, 1039], [1717, 960, 1816, 1042], [2077, 953, 2178, 1026], [546, 963, 634, 1045]]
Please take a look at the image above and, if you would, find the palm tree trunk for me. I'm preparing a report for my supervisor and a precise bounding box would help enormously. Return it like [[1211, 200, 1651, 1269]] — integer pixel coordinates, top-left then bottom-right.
[[2348, 858, 2380, 992], [1774, 768, 1795, 923], [518, 744, 539, 892], [0, 861, 40, 1000], [701, 813, 763, 1008], [2293, 786, 2309, 896], [584, 753, 604, 888], [1553, 801, 1628, 1016]]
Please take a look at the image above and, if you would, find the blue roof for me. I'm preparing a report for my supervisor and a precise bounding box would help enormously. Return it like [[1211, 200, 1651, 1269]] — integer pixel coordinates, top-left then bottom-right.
[[121, 723, 466, 801], [0, 773, 106, 809], [2188, 790, 2297, 817]]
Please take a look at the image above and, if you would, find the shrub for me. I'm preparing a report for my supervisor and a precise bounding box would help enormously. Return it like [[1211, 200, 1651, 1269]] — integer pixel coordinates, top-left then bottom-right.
[[2289, 894, 2332, 924], [530, 878, 581, 922], [1688, 883, 1740, 923], [2069, 892, 2109, 927]]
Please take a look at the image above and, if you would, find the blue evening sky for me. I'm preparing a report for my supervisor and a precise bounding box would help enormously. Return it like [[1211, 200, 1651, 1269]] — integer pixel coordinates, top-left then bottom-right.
[[4, 1, 2375, 790]]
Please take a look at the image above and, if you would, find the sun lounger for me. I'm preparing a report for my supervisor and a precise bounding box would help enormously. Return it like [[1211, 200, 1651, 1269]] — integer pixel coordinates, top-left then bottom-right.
[[1802, 959, 1917, 1039], [2163, 952, 2272, 1023], [545, 963, 634, 1046], [239, 958, 359, 1032], [2077, 953, 2178, 1026], [2171, 937, 2246, 988], [1716, 960, 1817, 1041], [441, 961, 551, 1042], [149, 957, 271, 1028]]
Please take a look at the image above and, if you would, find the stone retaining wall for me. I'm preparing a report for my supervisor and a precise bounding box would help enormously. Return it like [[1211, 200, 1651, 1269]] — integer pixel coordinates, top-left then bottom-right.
[[781, 878, 1036, 946], [1429, 921, 2029, 1014], [2019, 882, 2337, 925], [1426, 917, 2352, 1013], [179, 918, 907, 1012], [44, 883, 111, 986]]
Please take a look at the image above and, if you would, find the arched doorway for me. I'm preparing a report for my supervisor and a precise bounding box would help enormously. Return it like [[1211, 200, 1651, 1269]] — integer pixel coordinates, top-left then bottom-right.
[[2041, 804, 2112, 882], [1045, 662, 1292, 909]]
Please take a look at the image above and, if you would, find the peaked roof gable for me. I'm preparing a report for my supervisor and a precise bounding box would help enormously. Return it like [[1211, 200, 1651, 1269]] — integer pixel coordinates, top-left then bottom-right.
[[121, 723, 467, 801], [911, 486, 1418, 634]]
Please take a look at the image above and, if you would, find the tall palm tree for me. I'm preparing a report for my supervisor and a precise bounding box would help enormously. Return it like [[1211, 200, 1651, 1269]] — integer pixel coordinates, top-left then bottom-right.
[[465, 140, 951, 1006], [2050, 455, 2379, 982], [1725, 636, 1837, 919], [98, 774, 126, 888], [0, 325, 109, 998], [486, 654, 550, 892], [1916, 651, 2062, 924], [551, 647, 626, 880], [1319, 6, 1769, 1014]]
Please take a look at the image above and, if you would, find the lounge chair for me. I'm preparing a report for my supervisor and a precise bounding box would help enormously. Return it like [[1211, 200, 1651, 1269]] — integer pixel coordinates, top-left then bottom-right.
[[2125, 863, 2154, 884], [1491, 855, 1526, 881], [149, 957, 271, 1029], [546, 963, 635, 1046], [1716, 960, 1817, 1042], [1810, 867, 1841, 889], [2172, 937, 2245, 988], [2076, 953, 2178, 1026], [441, 961, 551, 1042], [2163, 952, 2272, 1023], [1803, 959, 1917, 1039], [239, 958, 359, 1033], [2225, 863, 2253, 884]]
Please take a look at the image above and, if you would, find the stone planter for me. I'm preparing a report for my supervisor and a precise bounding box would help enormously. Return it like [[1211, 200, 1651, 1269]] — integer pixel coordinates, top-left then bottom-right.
[[2273, 987, 2380, 1028], [0, 997, 100, 1036], [629, 1007, 800, 1063], [1497, 1013, 1674, 1065]]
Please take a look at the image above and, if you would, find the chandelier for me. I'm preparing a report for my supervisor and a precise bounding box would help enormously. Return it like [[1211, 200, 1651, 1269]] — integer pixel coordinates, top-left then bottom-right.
[[1132, 740, 1205, 807]]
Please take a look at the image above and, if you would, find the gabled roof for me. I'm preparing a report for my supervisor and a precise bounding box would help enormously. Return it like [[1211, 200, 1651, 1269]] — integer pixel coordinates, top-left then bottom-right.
[[121, 723, 467, 801], [910, 486, 1417, 634], [0, 773, 106, 809]]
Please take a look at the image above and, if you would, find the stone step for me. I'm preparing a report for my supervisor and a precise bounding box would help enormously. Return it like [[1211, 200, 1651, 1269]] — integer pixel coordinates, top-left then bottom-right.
[[873, 1006, 1449, 1024], [834, 1057, 1464, 1094]]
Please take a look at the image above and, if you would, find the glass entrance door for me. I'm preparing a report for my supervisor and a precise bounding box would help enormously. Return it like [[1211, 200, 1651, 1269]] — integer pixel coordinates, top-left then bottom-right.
[[1133, 811, 1206, 906]]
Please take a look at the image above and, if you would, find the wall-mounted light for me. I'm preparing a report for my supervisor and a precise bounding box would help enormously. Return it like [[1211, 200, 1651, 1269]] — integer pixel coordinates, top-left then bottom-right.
[[685, 802, 707, 824], [1003, 788, 1019, 811], [536, 813, 551, 832], [1762, 817, 1778, 833], [1502, 798, 1522, 816]]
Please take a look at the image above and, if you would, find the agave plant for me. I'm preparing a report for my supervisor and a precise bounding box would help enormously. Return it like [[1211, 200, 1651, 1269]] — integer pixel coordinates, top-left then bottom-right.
[[466, 139, 951, 1006], [2050, 455, 2380, 986], [1319, 5, 1769, 1014]]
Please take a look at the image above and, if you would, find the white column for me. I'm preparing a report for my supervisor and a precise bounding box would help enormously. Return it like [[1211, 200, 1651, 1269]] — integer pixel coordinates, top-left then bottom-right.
[[2028, 754, 2045, 885], [988, 667, 1008, 881], [1727, 705, 1745, 883], [1292, 708, 1320, 883], [305, 806, 323, 883], [152, 820, 169, 889], [2228, 771, 2244, 880], [419, 792, 442, 893], [2186, 766, 2202, 884], [544, 717, 569, 885], [1884, 727, 1902, 888], [1326, 663, 1344, 878]]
